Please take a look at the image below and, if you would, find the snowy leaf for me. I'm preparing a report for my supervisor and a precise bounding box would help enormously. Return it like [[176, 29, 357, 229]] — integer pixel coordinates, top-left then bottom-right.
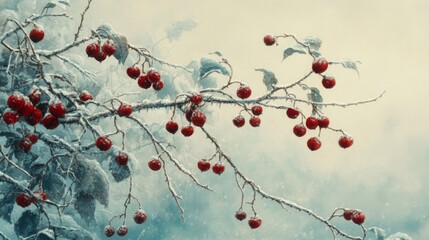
[[331, 60, 361, 75], [368, 227, 386, 240], [58, 0, 70, 6], [111, 33, 129, 64], [35, 229, 55, 240], [166, 18, 198, 41], [198, 57, 229, 80], [255, 68, 278, 90], [283, 44, 306, 60], [109, 155, 130, 182], [42, 172, 66, 202], [308, 87, 323, 114], [0, 185, 15, 223], [96, 24, 114, 38], [14, 210, 40, 237], [302, 36, 322, 50], [74, 192, 96, 224], [386, 232, 413, 240]]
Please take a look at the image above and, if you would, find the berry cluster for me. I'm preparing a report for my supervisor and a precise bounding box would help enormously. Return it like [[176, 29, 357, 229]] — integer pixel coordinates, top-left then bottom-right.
[[125, 66, 164, 91], [15, 190, 47, 208], [104, 209, 147, 237], [234, 210, 262, 229], [343, 209, 366, 225], [86, 40, 116, 62]]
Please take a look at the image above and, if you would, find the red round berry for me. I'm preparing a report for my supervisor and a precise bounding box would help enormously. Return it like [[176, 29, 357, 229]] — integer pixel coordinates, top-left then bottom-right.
[[3, 110, 20, 124], [318, 116, 330, 128], [305, 116, 319, 130], [191, 110, 206, 127], [116, 225, 128, 237], [16, 193, 32, 208], [25, 108, 42, 126], [233, 115, 245, 128], [126, 66, 141, 79], [29, 27, 44, 43], [339, 135, 354, 149], [286, 108, 300, 119], [181, 125, 194, 137], [115, 151, 129, 166], [307, 137, 322, 151], [148, 158, 162, 171], [251, 105, 263, 116], [104, 225, 115, 237], [212, 163, 225, 175], [137, 75, 151, 89], [343, 210, 354, 221], [28, 89, 41, 105], [85, 43, 100, 58], [263, 35, 276, 46], [293, 124, 307, 137], [236, 86, 252, 99], [152, 80, 164, 91], [18, 101, 34, 117], [249, 116, 261, 127], [7, 92, 25, 111], [147, 70, 161, 83], [248, 217, 262, 229], [79, 91, 93, 101], [96, 136, 112, 151], [24, 133, 38, 144], [133, 209, 147, 224], [18, 138, 32, 153], [190, 93, 203, 106], [185, 107, 195, 122], [42, 114, 59, 129], [197, 159, 211, 172], [166, 121, 179, 134], [49, 102, 66, 118], [312, 58, 329, 74], [95, 51, 107, 62], [352, 211, 365, 225], [118, 103, 133, 117], [33, 190, 47, 201], [322, 76, 336, 89], [102, 40, 116, 56], [235, 210, 247, 221]]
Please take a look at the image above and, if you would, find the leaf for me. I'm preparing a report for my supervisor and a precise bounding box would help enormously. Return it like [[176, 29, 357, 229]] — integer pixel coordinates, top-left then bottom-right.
[[386, 233, 413, 240], [255, 68, 278, 90], [74, 192, 96, 224], [58, 0, 70, 6], [198, 57, 229, 80], [368, 227, 386, 240], [72, 157, 109, 207], [96, 24, 114, 38], [35, 229, 55, 240], [283, 44, 307, 60], [0, 185, 15, 223], [302, 36, 322, 50], [111, 33, 129, 64], [42, 172, 66, 202], [331, 60, 361, 75], [109, 156, 130, 182], [308, 87, 323, 114], [14, 210, 40, 237], [44, 2, 57, 9]]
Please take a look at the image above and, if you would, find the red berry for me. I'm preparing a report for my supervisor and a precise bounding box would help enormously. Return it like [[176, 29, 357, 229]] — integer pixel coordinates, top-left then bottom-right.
[[79, 91, 93, 101], [18, 101, 34, 117], [28, 89, 41, 105], [166, 121, 179, 134], [85, 43, 100, 58], [197, 159, 211, 172], [133, 209, 147, 224], [24, 133, 38, 144], [148, 158, 162, 171], [263, 35, 276, 46], [104, 225, 115, 237], [293, 124, 307, 137], [3, 110, 20, 124], [95, 51, 107, 62], [115, 151, 129, 166], [339, 135, 354, 149], [147, 70, 161, 83], [7, 92, 25, 111], [307, 137, 322, 151], [191, 110, 206, 127], [102, 40, 116, 56], [118, 103, 133, 117], [96, 136, 112, 151], [25, 108, 42, 126], [185, 107, 195, 122], [305, 116, 319, 130], [16, 193, 32, 208], [235, 210, 247, 221], [251, 105, 263, 116], [181, 125, 194, 137], [137, 75, 151, 89], [343, 210, 354, 221], [312, 58, 329, 74], [33, 190, 47, 201], [352, 211, 365, 225], [212, 163, 225, 175], [116, 225, 128, 237], [318, 116, 330, 128], [49, 102, 66, 118], [322, 76, 336, 89], [233, 116, 245, 128], [152, 80, 164, 91], [286, 108, 300, 119], [126, 66, 141, 79], [249, 116, 261, 127], [248, 217, 262, 229], [29, 27, 44, 43], [236, 86, 252, 99], [190, 93, 203, 105], [18, 138, 32, 153], [42, 114, 59, 129]]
